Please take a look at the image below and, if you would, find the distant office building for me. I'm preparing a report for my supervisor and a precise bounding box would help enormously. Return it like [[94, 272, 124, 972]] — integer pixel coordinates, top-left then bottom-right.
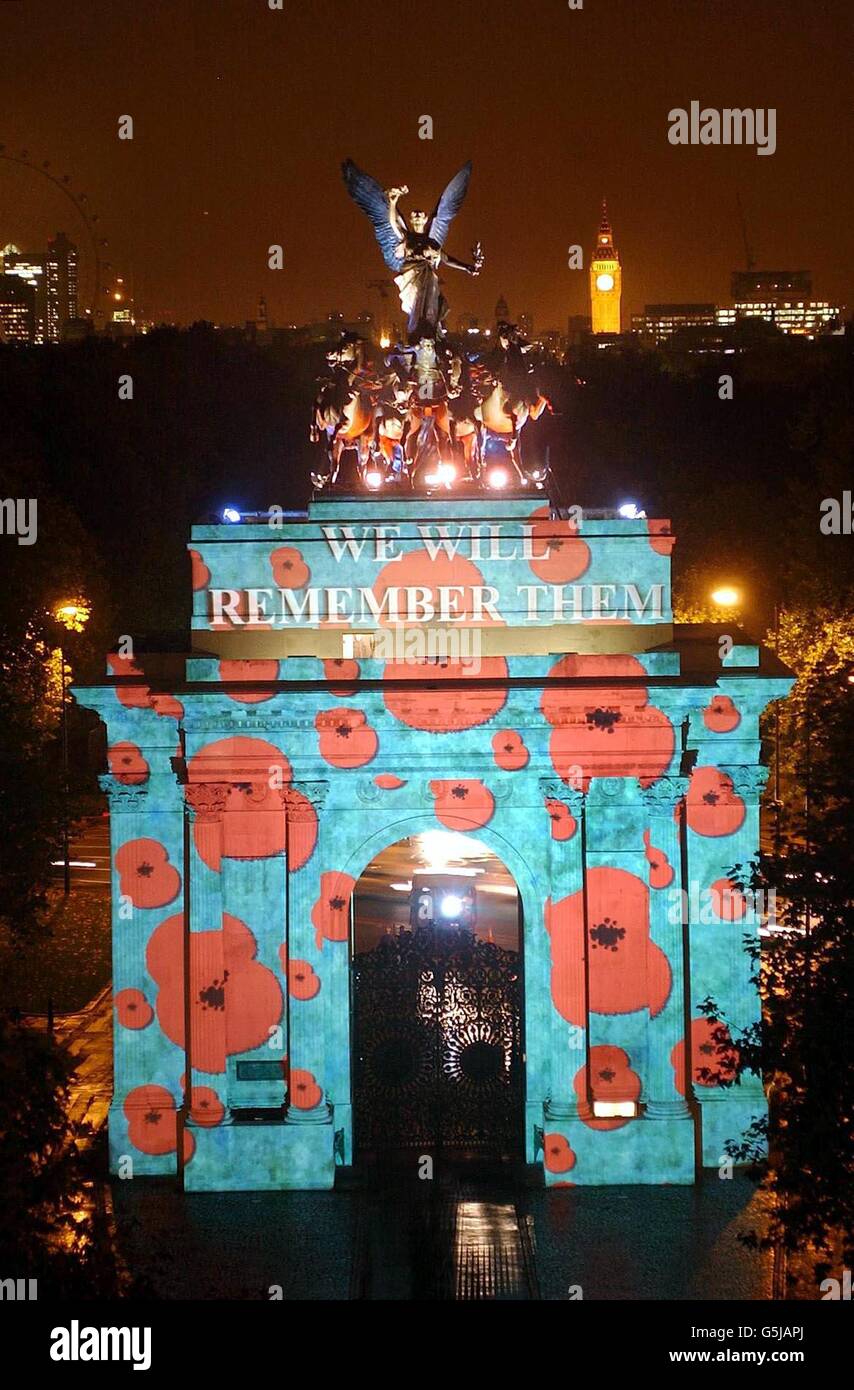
[[2, 232, 78, 342], [0, 273, 36, 343], [45, 232, 78, 339], [518, 311, 533, 338], [590, 200, 621, 334], [2, 245, 47, 342], [495, 295, 509, 323], [458, 312, 479, 333], [632, 303, 718, 345], [727, 270, 840, 337]]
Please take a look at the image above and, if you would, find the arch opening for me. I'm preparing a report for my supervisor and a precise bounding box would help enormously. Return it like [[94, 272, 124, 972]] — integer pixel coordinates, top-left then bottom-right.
[[351, 830, 524, 1168]]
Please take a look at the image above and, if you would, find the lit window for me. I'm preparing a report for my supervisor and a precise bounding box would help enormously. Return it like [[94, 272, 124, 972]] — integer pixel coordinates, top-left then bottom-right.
[[593, 1100, 638, 1119]]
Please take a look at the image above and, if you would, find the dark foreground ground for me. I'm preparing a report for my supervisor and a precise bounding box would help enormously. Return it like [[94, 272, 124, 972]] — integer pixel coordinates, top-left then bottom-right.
[[112, 1165, 771, 1301]]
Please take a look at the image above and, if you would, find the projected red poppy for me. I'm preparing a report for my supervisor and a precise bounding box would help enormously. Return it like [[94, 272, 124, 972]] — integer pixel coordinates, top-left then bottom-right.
[[108, 741, 150, 785], [526, 505, 591, 583], [190, 549, 211, 590], [492, 729, 529, 771], [146, 911, 283, 1074], [430, 778, 495, 831], [685, 766, 746, 837], [124, 1085, 194, 1161], [542, 653, 674, 790], [315, 707, 378, 768], [372, 548, 503, 627], [270, 546, 310, 588], [545, 799, 577, 841], [383, 655, 508, 732], [115, 838, 181, 909], [311, 871, 357, 950], [323, 658, 360, 694], [543, 1133, 576, 1175], [114, 987, 154, 1030], [702, 694, 741, 733], [545, 866, 671, 1025]]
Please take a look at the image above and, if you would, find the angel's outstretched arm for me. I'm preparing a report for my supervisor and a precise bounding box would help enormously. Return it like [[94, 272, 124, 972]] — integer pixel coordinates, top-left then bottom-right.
[[386, 188, 408, 240], [441, 241, 484, 276]]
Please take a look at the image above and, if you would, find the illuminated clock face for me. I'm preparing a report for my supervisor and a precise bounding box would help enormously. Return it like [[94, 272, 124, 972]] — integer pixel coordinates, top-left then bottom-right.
[[596, 272, 615, 292]]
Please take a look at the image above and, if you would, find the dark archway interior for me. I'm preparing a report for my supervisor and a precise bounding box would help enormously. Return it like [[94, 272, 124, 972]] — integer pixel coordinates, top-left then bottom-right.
[[351, 832, 523, 1165]]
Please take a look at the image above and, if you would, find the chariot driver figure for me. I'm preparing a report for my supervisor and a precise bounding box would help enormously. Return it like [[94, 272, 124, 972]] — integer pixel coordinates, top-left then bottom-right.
[[342, 158, 483, 343]]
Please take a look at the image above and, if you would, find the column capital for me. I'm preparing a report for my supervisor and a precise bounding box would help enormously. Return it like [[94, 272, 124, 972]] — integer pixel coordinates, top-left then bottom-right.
[[184, 782, 229, 821], [98, 775, 149, 811], [539, 776, 585, 812], [716, 764, 770, 803], [280, 780, 329, 814], [640, 775, 689, 811]]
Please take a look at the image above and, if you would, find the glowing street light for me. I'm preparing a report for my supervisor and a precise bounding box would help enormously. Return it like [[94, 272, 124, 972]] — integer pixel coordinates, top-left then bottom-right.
[[54, 598, 91, 633], [710, 585, 741, 608], [53, 597, 91, 894], [440, 893, 463, 920]]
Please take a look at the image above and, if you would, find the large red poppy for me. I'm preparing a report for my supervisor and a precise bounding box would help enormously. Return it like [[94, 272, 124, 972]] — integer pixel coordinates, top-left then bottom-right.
[[124, 1084, 194, 1161], [115, 838, 181, 909], [315, 707, 378, 768], [270, 546, 310, 589], [542, 653, 674, 790], [372, 548, 504, 627], [543, 1133, 576, 1175], [108, 741, 150, 785], [492, 729, 529, 771], [114, 987, 154, 1030], [311, 871, 356, 950], [685, 766, 746, 837], [146, 911, 283, 1074], [187, 737, 316, 872], [545, 866, 671, 1026], [383, 656, 508, 732], [526, 505, 591, 583], [702, 694, 741, 733], [430, 778, 495, 831]]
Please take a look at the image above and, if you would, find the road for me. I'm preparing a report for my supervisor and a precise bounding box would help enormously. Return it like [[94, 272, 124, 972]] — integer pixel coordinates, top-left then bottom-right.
[[51, 814, 111, 892]]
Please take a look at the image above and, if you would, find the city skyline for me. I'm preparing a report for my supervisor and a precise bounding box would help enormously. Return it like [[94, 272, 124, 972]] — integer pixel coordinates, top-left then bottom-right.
[[2, 0, 851, 329]]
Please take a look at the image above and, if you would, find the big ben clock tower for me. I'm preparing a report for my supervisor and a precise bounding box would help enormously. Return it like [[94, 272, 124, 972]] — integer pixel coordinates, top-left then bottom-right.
[[590, 199, 622, 334]]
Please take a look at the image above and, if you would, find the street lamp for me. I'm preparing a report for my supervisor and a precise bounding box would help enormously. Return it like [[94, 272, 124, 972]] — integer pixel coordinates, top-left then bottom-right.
[[710, 584, 741, 609], [53, 598, 91, 894]]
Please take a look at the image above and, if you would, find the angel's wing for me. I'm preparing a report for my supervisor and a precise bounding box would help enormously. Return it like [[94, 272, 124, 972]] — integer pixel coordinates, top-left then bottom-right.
[[342, 159, 404, 273], [428, 162, 472, 248]]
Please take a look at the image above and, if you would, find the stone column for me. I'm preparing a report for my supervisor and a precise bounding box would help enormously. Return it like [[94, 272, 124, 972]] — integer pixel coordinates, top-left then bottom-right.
[[283, 781, 330, 1125], [99, 776, 152, 1122], [714, 763, 768, 1107], [184, 783, 228, 1123], [641, 775, 691, 1118], [539, 779, 591, 1121]]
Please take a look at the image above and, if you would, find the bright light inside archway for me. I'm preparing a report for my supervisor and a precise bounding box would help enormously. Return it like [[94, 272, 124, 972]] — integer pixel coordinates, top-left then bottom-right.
[[440, 893, 463, 919]]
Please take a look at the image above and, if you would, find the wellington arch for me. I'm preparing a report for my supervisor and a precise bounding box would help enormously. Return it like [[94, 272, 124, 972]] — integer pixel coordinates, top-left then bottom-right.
[[76, 493, 793, 1190]]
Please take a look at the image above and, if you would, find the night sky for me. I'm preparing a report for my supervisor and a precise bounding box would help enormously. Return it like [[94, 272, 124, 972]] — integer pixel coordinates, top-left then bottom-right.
[[3, 0, 852, 328]]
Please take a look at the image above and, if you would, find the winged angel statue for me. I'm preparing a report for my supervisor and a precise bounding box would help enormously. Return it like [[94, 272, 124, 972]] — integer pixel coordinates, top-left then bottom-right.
[[342, 158, 483, 343]]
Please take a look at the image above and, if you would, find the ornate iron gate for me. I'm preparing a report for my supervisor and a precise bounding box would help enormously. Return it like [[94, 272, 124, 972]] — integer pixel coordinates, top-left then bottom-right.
[[352, 927, 523, 1157]]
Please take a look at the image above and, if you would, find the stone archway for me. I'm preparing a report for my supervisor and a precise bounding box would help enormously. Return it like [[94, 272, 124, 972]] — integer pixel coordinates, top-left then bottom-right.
[[346, 823, 532, 1166]]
